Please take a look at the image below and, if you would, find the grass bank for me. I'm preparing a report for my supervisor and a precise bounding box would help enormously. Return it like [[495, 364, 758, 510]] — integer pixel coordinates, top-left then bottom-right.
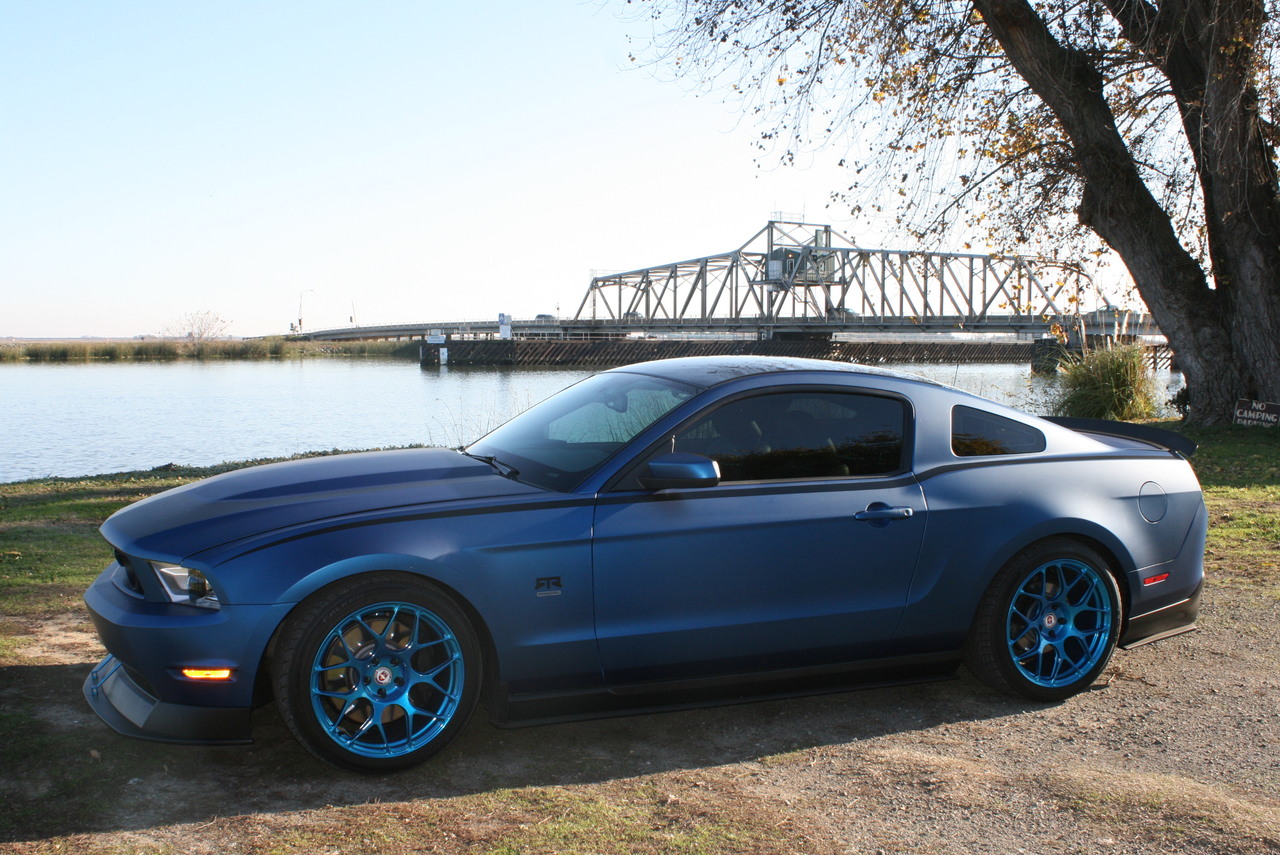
[[0, 339, 423, 363]]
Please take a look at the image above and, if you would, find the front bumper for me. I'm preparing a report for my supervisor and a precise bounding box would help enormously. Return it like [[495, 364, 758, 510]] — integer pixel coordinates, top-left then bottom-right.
[[82, 560, 291, 744], [84, 654, 252, 743]]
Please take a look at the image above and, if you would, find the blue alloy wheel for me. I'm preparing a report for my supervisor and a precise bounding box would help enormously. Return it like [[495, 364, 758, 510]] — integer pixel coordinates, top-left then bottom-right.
[[1005, 559, 1113, 688], [272, 574, 481, 772], [310, 602, 464, 759], [964, 538, 1122, 701]]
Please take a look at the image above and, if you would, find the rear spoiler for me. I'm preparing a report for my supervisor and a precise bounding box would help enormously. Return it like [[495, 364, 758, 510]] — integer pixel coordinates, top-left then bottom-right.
[[1044, 417, 1197, 458]]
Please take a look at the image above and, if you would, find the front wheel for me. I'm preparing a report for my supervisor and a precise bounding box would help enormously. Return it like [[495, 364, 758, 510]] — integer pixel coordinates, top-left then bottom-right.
[[271, 573, 481, 772], [965, 539, 1122, 702]]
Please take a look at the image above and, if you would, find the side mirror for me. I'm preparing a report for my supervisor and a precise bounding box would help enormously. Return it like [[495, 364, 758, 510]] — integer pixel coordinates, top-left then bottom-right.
[[638, 452, 721, 491]]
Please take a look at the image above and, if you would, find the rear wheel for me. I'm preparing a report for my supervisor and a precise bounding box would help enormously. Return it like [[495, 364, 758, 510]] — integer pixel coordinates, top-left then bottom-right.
[[965, 539, 1122, 702], [272, 573, 480, 772]]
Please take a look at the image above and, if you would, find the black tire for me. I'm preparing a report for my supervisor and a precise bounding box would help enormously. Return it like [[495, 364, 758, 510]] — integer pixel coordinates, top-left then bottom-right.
[[965, 538, 1122, 702], [271, 572, 481, 772]]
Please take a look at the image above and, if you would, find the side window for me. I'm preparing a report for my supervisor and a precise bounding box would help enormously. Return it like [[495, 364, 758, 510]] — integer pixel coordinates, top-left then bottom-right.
[[672, 391, 906, 482], [952, 405, 1046, 456]]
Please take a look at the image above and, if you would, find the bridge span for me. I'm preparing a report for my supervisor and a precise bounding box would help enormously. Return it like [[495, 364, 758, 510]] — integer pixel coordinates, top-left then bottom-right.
[[307, 221, 1157, 343]]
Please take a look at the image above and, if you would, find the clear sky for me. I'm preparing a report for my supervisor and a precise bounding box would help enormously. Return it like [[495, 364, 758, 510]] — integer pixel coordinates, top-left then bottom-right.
[[2, 1, 875, 339]]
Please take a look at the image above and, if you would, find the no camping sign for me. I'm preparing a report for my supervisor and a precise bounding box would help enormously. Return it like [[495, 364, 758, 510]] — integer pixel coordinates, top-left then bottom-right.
[[1234, 399, 1280, 428]]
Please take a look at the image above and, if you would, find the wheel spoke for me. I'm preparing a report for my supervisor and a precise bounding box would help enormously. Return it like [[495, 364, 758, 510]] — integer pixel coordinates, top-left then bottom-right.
[[351, 708, 381, 740], [399, 608, 422, 652], [313, 656, 355, 675], [333, 697, 363, 728], [355, 615, 383, 643], [1009, 601, 1040, 627], [417, 650, 460, 679]]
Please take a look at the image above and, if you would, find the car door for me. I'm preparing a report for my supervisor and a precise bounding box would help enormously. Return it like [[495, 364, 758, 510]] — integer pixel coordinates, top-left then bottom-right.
[[591, 388, 927, 684]]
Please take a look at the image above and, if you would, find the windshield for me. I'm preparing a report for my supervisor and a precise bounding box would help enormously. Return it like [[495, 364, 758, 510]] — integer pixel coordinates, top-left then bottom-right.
[[466, 372, 699, 491]]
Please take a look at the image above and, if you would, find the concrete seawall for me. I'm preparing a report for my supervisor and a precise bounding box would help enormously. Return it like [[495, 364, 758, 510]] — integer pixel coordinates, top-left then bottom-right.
[[420, 339, 1035, 368]]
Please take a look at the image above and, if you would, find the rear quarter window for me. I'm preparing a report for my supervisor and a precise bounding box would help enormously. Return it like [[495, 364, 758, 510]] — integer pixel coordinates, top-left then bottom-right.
[[952, 405, 1046, 456]]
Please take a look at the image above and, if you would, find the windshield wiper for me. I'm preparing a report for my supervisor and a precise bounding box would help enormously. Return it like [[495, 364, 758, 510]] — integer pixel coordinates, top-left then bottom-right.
[[458, 449, 520, 480]]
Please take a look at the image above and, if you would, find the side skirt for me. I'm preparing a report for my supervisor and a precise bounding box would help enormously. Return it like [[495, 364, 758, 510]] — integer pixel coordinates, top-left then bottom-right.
[[490, 652, 961, 728]]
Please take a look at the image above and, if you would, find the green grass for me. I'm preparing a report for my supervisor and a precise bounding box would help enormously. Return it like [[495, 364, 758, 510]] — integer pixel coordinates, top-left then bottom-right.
[[1171, 421, 1280, 598], [0, 457, 339, 619]]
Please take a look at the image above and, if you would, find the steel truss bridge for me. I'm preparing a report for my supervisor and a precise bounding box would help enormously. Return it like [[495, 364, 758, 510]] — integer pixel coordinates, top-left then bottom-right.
[[307, 222, 1153, 342], [574, 221, 1142, 337]]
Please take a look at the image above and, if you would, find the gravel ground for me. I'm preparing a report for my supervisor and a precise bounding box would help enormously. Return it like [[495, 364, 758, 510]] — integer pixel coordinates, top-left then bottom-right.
[[1, 573, 1276, 854]]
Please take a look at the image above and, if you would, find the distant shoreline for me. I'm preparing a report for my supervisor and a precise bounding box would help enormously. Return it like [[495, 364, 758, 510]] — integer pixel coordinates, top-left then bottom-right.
[[0, 339, 420, 363]]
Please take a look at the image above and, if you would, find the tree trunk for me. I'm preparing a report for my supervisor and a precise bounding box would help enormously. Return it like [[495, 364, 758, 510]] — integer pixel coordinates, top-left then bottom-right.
[[974, 0, 1280, 423]]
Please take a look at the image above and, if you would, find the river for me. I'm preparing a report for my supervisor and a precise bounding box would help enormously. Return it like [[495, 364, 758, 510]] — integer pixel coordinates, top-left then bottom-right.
[[0, 358, 1183, 483]]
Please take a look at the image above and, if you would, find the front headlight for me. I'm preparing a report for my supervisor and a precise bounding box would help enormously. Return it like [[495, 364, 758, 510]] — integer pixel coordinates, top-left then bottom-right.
[[151, 563, 221, 609]]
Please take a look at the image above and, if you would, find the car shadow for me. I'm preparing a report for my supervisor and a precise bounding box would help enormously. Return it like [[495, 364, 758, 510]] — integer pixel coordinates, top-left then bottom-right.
[[0, 661, 1051, 842]]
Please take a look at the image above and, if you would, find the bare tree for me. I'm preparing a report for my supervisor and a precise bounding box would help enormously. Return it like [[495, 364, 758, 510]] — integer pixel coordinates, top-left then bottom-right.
[[634, 0, 1280, 423], [165, 310, 231, 344]]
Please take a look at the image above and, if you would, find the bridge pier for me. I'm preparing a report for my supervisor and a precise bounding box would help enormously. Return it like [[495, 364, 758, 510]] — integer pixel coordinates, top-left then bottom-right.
[[1032, 338, 1076, 374]]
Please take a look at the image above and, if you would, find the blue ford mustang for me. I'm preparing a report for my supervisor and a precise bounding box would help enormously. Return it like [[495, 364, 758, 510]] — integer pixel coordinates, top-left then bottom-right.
[[83, 356, 1206, 771]]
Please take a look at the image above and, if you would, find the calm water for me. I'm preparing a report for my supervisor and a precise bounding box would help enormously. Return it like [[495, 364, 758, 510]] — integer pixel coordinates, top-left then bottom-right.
[[0, 360, 590, 483], [0, 359, 1183, 483]]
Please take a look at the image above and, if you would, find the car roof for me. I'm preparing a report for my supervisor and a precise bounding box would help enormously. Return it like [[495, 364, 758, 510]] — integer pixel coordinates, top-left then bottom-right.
[[606, 355, 947, 391]]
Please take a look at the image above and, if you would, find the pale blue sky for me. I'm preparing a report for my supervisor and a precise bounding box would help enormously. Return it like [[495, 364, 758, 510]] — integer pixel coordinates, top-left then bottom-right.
[[3, 1, 869, 338]]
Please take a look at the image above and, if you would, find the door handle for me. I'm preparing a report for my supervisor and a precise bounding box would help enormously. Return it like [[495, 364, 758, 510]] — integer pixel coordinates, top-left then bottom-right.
[[854, 504, 914, 525]]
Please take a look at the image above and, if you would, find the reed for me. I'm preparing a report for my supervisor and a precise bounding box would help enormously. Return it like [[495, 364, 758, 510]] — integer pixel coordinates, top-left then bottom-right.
[[1051, 343, 1159, 421], [129, 340, 182, 360], [314, 340, 422, 358], [23, 342, 93, 362], [94, 342, 127, 361]]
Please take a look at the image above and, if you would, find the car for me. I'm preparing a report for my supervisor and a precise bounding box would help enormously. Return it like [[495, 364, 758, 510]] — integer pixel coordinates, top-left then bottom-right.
[[83, 356, 1206, 772]]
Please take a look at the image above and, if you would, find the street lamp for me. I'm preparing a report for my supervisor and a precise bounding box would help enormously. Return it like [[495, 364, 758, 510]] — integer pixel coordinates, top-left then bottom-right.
[[296, 289, 315, 335]]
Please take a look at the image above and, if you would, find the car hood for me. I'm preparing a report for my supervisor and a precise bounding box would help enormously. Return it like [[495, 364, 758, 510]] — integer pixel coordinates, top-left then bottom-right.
[[101, 448, 543, 563]]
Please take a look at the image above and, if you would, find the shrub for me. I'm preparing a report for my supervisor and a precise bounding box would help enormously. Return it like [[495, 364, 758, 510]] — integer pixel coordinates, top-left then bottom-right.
[[234, 339, 271, 359], [1052, 343, 1159, 421]]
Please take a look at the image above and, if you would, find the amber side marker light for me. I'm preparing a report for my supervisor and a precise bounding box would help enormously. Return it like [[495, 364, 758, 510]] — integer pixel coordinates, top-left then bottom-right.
[[182, 668, 233, 680], [1142, 573, 1171, 586]]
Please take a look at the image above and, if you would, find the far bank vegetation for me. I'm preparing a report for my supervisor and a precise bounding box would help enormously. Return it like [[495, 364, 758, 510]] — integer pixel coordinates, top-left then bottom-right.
[[0, 338, 422, 363]]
